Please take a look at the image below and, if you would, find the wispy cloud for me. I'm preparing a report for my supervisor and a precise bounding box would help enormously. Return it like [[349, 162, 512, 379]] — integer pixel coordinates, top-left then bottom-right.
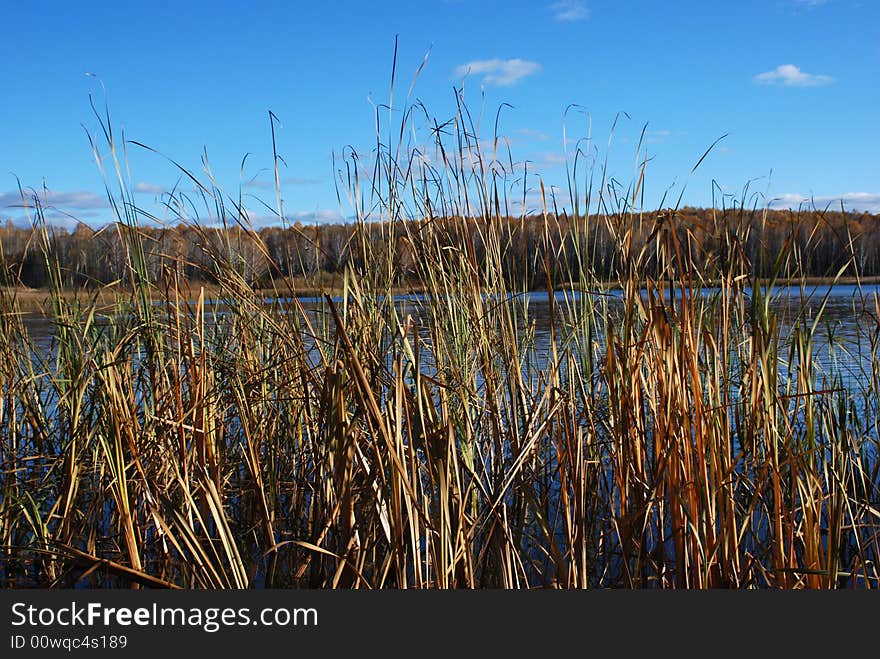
[[245, 176, 322, 190], [520, 151, 569, 172], [288, 209, 344, 224], [645, 129, 673, 145], [242, 176, 273, 190], [284, 177, 322, 186], [214, 207, 346, 228], [550, 0, 590, 22], [0, 189, 107, 211], [454, 58, 541, 87], [792, 0, 828, 8], [769, 192, 880, 212], [514, 128, 551, 142], [754, 64, 834, 87], [134, 182, 164, 194]]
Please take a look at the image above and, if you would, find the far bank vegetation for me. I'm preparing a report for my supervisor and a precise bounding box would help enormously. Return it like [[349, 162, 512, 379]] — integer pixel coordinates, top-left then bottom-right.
[[2, 206, 879, 293]]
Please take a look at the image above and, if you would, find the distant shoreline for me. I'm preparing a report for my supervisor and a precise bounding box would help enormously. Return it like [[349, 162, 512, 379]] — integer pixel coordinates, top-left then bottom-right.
[[4, 274, 879, 316]]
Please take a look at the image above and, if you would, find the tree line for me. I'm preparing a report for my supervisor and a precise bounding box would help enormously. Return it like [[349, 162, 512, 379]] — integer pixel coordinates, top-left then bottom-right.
[[2, 206, 878, 290]]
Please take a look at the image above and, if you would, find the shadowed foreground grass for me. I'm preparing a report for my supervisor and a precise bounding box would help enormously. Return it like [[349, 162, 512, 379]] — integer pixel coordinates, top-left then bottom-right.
[[1, 84, 879, 589]]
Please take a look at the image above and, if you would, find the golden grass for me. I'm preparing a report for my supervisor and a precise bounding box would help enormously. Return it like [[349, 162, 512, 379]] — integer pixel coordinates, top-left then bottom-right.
[[1, 71, 879, 589]]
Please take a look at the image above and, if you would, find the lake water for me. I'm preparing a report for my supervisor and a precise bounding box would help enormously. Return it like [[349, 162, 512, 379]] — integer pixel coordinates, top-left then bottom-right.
[[14, 283, 880, 391]]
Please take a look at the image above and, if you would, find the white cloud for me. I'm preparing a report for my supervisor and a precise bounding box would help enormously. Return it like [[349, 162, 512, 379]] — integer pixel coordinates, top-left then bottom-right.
[[793, 0, 827, 7], [454, 58, 541, 87], [519, 151, 569, 173], [769, 192, 880, 212], [753, 64, 833, 87], [550, 0, 590, 22], [288, 209, 345, 225], [6, 213, 87, 230], [198, 208, 347, 228], [134, 182, 164, 194], [645, 129, 672, 144], [514, 128, 551, 142], [0, 189, 107, 211], [537, 152, 567, 166]]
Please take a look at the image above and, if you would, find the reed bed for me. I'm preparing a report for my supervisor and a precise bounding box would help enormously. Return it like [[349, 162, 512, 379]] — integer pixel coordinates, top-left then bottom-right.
[[1, 81, 879, 589]]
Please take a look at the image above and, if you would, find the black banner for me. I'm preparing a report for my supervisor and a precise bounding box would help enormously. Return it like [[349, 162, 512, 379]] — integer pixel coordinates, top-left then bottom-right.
[[1, 589, 875, 655]]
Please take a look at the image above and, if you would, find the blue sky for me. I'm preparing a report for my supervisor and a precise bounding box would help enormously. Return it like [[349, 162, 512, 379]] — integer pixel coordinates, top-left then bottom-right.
[[1, 0, 878, 228]]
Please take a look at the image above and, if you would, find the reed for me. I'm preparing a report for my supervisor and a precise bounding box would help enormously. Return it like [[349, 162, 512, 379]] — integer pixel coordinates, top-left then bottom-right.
[[1, 67, 878, 589]]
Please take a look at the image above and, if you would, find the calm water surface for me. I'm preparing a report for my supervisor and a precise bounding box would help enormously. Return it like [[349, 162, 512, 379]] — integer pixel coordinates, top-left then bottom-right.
[[16, 283, 880, 390]]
